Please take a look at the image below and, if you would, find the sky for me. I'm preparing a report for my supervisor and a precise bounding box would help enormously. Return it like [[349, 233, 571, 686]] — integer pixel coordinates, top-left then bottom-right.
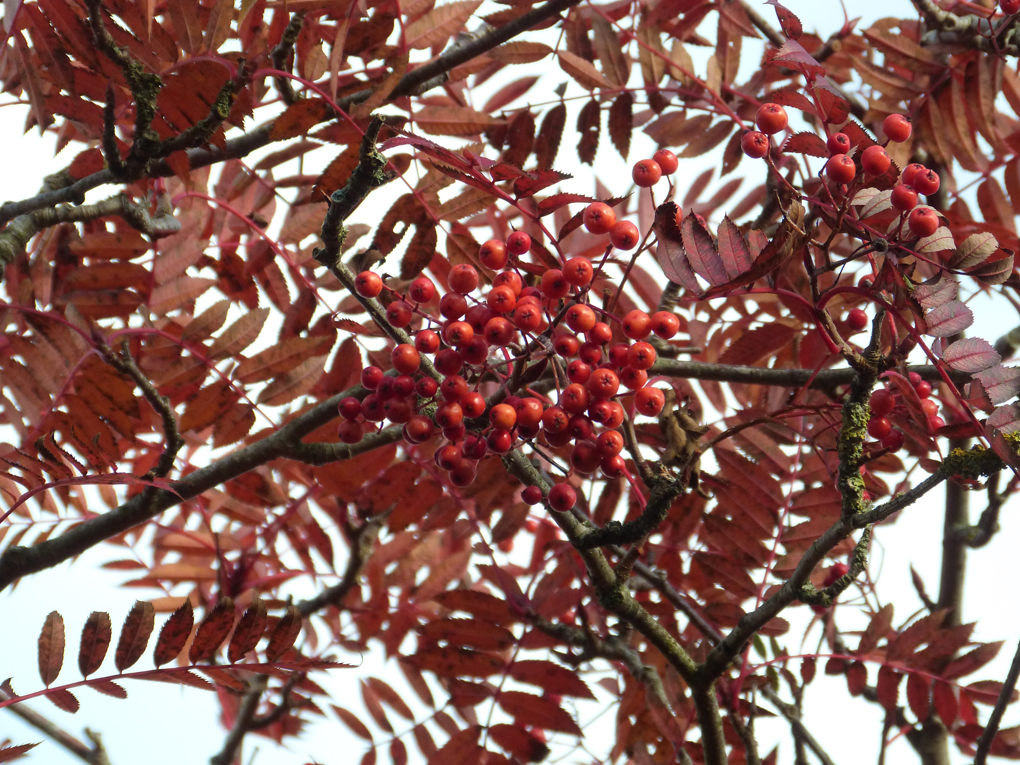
[[1, 1, 1019, 764]]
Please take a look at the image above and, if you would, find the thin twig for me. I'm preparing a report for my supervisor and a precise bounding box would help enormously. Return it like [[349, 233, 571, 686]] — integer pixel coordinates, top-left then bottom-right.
[[974, 632, 1020, 765], [0, 690, 112, 765], [209, 675, 269, 765]]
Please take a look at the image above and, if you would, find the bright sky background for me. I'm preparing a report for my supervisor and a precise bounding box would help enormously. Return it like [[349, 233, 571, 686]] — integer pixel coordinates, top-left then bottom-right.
[[1, 2, 1019, 764]]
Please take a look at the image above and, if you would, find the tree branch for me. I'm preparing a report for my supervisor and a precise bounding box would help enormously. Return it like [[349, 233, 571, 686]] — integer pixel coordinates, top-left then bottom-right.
[[0, 382, 385, 592], [0, 690, 111, 765], [974, 632, 1020, 765], [208, 675, 269, 765]]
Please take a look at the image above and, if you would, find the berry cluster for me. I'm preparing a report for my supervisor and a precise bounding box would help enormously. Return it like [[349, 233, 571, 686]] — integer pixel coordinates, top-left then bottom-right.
[[339, 224, 686, 511], [867, 372, 941, 453]]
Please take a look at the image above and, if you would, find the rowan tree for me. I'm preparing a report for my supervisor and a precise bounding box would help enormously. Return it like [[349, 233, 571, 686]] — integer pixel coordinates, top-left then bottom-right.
[[1, 0, 1020, 764]]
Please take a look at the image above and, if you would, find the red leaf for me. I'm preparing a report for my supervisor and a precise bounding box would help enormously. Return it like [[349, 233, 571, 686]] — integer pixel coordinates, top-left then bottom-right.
[[418, 619, 515, 651], [488, 724, 550, 763], [944, 641, 1004, 680], [509, 660, 595, 699], [189, 597, 235, 663], [390, 739, 408, 765], [431, 590, 518, 625], [681, 212, 726, 286], [781, 132, 828, 157], [906, 673, 931, 720], [367, 677, 414, 720], [876, 666, 902, 710], [766, 0, 803, 39], [924, 300, 974, 337], [846, 661, 867, 696], [264, 605, 303, 661], [45, 689, 79, 713], [78, 612, 112, 678], [966, 680, 1020, 705], [973, 366, 1020, 405], [913, 274, 958, 310], [933, 681, 958, 727], [858, 604, 894, 655], [427, 726, 481, 765], [89, 679, 128, 699], [38, 611, 65, 686], [497, 690, 582, 735], [653, 201, 700, 294], [941, 338, 1001, 374], [0, 744, 40, 763], [115, 601, 155, 672], [228, 599, 268, 663], [716, 216, 754, 279], [512, 169, 571, 198], [333, 705, 373, 741], [153, 599, 194, 667], [403, 647, 506, 677]]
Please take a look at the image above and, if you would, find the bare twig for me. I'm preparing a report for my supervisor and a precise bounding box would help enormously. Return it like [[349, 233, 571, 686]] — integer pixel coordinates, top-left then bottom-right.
[[974, 632, 1020, 765], [209, 675, 269, 765], [0, 690, 111, 765]]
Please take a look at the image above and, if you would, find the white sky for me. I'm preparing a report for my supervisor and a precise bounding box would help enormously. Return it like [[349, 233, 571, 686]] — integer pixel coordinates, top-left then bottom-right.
[[1, 2, 1019, 765]]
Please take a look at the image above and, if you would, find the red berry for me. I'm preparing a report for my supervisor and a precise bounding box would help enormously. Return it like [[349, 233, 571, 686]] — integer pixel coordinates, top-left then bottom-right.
[[627, 341, 656, 370], [385, 300, 412, 328], [361, 394, 385, 421], [911, 169, 941, 196], [361, 366, 383, 390], [506, 231, 531, 256], [434, 402, 464, 428], [354, 271, 383, 298], [908, 208, 939, 238], [891, 184, 918, 212], [914, 380, 932, 399], [439, 292, 467, 320], [583, 203, 617, 235], [597, 430, 625, 458], [443, 320, 474, 347], [338, 396, 361, 420], [440, 375, 468, 402], [522, 486, 543, 505], [619, 366, 647, 390], [489, 403, 517, 430], [920, 399, 939, 417], [338, 419, 364, 444], [542, 406, 569, 434], [603, 401, 625, 429], [881, 429, 905, 452], [883, 113, 912, 143], [570, 440, 602, 474], [562, 257, 594, 286], [861, 145, 891, 176], [560, 383, 591, 414], [409, 276, 436, 303], [415, 377, 438, 398], [608, 342, 630, 368], [1004, 0, 1020, 13], [548, 483, 577, 512], [826, 154, 856, 184], [484, 317, 515, 346], [632, 159, 662, 187], [928, 415, 946, 431], [403, 414, 434, 443], [741, 131, 770, 159], [622, 310, 651, 340], [449, 461, 477, 487], [513, 303, 543, 333], [391, 344, 420, 375], [433, 349, 462, 376], [459, 391, 485, 418], [652, 149, 679, 175], [610, 221, 640, 250], [486, 285, 517, 314], [449, 264, 479, 294], [869, 389, 894, 417], [586, 368, 620, 400], [634, 386, 665, 417], [650, 311, 680, 339], [487, 429, 514, 454], [563, 304, 595, 334], [587, 322, 613, 345], [492, 270, 523, 295], [823, 562, 850, 587], [479, 239, 508, 270], [756, 103, 789, 135], [901, 162, 926, 187], [847, 308, 868, 332], [578, 342, 602, 366], [541, 269, 571, 299], [867, 416, 892, 440], [553, 333, 580, 357], [567, 359, 592, 384], [827, 132, 851, 155], [516, 398, 544, 429]]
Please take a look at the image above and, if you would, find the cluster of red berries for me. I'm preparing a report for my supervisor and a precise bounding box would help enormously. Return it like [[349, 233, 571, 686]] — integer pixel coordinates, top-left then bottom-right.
[[631, 149, 680, 189], [740, 103, 789, 159], [866, 372, 941, 451], [340, 236, 685, 512]]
